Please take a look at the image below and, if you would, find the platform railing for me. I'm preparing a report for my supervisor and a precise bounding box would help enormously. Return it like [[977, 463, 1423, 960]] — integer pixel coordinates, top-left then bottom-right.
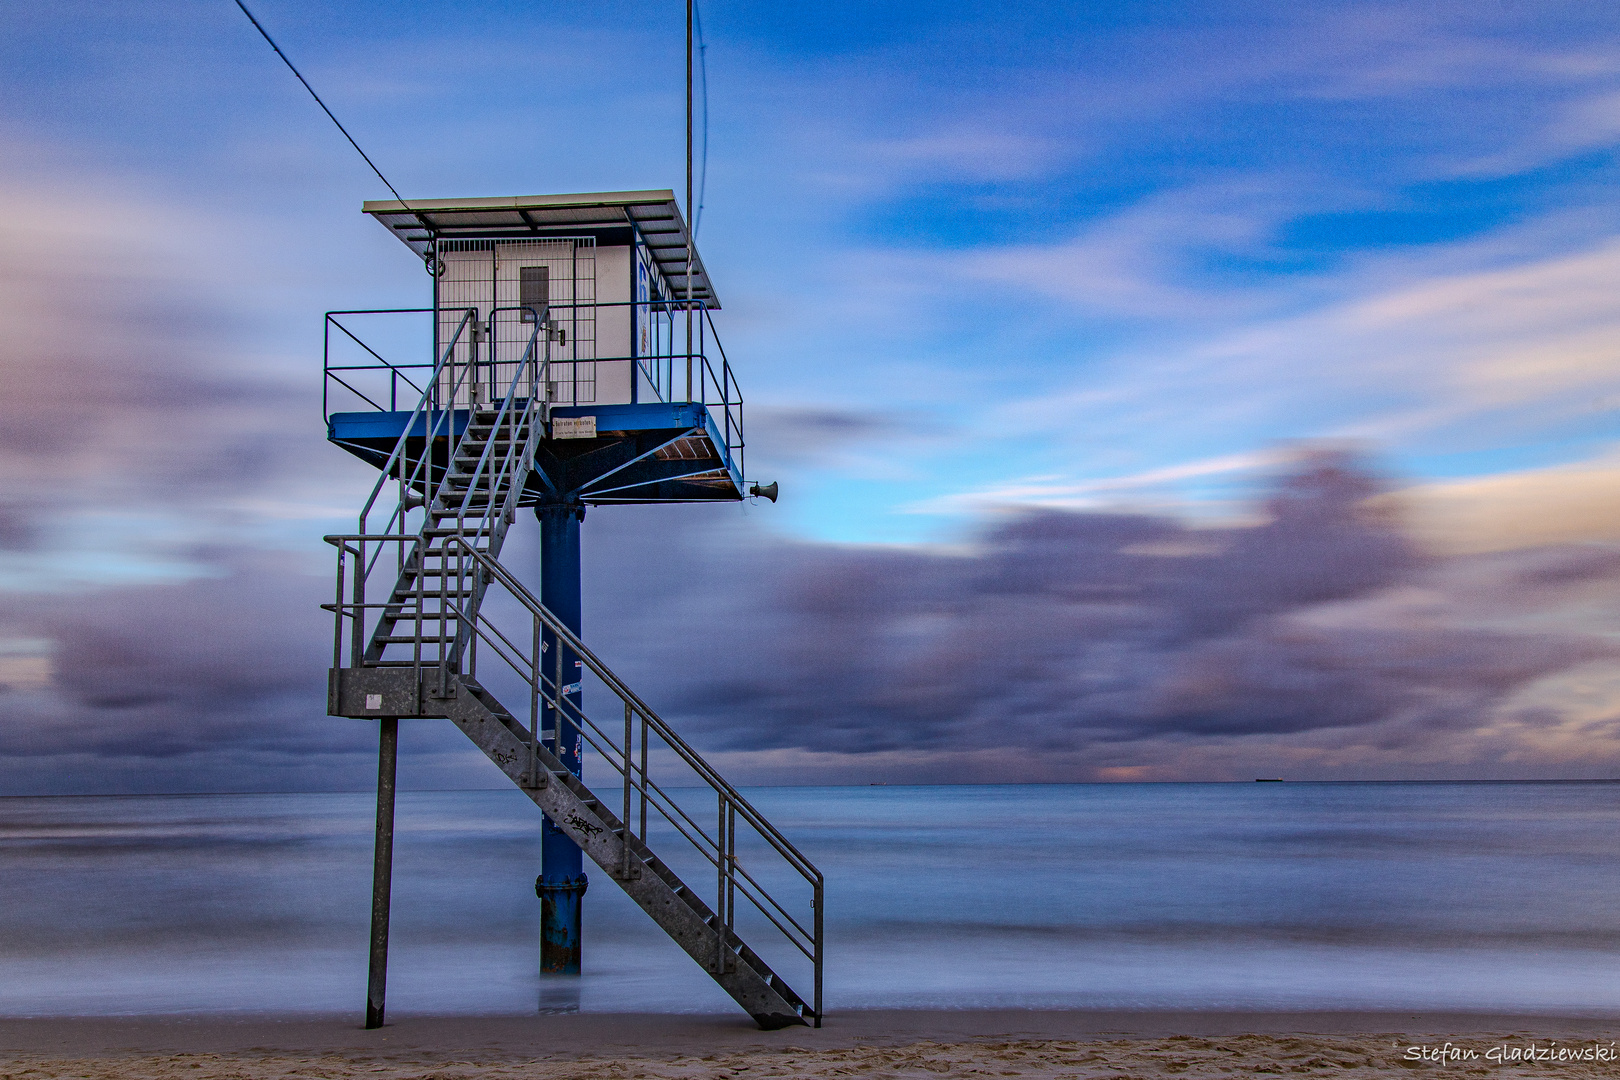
[[323, 300, 746, 486]]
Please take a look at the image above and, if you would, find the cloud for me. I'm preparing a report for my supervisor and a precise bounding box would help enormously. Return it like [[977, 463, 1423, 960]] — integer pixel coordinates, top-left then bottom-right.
[[580, 450, 1620, 783], [741, 404, 947, 486], [910, 448, 1285, 515], [0, 501, 38, 551], [1454, 85, 1620, 177], [6, 439, 1617, 791], [1385, 449, 1620, 554], [949, 180, 1314, 320], [856, 217, 1620, 536], [744, 405, 917, 463], [0, 547, 378, 793], [0, 165, 374, 588], [0, 163, 403, 791]]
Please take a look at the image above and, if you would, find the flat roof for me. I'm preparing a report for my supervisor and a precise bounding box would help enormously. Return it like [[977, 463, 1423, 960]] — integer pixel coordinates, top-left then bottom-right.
[[363, 190, 718, 308]]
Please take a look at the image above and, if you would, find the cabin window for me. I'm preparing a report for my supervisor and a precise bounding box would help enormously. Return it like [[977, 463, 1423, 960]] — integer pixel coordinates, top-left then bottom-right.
[[520, 266, 548, 323]]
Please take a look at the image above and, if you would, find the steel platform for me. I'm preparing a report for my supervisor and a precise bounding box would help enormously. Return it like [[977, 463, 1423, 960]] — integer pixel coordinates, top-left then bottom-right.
[[328, 401, 744, 505]]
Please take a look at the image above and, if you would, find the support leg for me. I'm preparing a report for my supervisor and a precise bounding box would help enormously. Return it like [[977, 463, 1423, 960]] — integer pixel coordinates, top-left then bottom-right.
[[536, 502, 586, 974], [365, 718, 398, 1029]]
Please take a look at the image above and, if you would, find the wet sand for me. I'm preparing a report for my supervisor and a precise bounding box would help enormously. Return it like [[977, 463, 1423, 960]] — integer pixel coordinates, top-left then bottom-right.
[[3, 1011, 1617, 1079]]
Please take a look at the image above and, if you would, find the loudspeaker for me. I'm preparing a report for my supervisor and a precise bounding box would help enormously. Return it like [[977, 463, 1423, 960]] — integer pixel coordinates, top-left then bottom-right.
[[748, 481, 779, 503]]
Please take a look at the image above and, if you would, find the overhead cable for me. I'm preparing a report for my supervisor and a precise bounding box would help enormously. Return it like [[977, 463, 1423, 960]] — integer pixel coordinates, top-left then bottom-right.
[[230, 0, 409, 207]]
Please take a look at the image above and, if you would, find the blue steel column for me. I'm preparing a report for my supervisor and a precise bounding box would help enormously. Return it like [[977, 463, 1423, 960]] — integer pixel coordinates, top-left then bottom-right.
[[535, 500, 587, 973]]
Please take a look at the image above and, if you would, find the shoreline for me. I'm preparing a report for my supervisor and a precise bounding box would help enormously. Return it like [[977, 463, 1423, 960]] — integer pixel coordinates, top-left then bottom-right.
[[3, 1009, 1616, 1056]]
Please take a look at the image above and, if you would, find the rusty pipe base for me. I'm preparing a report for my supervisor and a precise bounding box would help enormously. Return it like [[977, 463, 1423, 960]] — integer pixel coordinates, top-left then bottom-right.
[[536, 874, 588, 974]]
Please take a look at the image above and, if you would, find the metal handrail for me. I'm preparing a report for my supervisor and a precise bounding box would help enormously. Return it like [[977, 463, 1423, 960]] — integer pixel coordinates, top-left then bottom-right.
[[333, 306, 546, 676], [415, 319, 545, 674], [323, 309, 435, 417], [445, 315, 543, 520], [446, 537, 822, 882], [322, 300, 744, 482], [325, 297, 741, 433], [354, 308, 477, 536], [320, 527, 824, 1023]]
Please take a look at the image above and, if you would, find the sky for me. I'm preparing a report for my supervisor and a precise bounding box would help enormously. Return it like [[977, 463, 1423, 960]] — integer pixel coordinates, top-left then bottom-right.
[[2, 0, 1620, 791]]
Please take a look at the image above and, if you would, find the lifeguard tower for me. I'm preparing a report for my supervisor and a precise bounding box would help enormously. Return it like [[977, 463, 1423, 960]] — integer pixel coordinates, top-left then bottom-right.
[[321, 191, 820, 1030]]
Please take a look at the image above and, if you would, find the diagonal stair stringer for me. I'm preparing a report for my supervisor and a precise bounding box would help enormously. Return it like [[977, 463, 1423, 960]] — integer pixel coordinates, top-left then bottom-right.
[[436, 673, 810, 1029]]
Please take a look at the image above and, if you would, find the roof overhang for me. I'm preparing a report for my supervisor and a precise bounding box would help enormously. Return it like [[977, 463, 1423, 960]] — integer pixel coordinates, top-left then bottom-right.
[[363, 190, 718, 308]]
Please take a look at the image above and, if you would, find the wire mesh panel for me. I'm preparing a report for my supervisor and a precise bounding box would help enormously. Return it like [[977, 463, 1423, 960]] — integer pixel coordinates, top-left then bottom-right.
[[435, 239, 597, 408]]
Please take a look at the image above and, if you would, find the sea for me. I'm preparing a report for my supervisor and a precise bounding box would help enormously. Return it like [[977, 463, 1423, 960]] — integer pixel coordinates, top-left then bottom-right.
[[2, 782, 1618, 1017]]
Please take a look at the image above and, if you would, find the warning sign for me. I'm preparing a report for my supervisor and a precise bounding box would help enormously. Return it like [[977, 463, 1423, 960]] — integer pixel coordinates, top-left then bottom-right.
[[552, 416, 597, 440]]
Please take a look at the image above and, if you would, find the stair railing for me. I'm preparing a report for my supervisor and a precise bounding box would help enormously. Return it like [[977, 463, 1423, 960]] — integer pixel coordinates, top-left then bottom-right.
[[330, 311, 544, 673], [430, 314, 546, 678], [354, 308, 477, 542], [440, 534, 822, 1024]]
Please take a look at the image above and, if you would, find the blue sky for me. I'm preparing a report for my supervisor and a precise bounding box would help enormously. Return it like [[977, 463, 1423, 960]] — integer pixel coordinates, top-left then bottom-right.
[[7, 0, 1620, 555], [5, 0, 1620, 788]]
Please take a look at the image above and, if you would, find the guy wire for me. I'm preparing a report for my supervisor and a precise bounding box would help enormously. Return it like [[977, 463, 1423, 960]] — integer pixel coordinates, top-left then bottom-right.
[[231, 0, 410, 208]]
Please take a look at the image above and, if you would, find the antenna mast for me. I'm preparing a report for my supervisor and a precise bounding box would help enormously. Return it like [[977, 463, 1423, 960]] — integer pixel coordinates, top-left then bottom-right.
[[686, 0, 694, 402]]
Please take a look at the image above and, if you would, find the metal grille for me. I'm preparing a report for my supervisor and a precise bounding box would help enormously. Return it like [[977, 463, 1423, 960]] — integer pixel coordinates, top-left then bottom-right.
[[436, 238, 596, 408]]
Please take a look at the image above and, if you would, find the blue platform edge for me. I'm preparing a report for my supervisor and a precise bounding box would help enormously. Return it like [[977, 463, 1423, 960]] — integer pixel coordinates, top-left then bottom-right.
[[328, 401, 741, 487], [326, 410, 469, 443]]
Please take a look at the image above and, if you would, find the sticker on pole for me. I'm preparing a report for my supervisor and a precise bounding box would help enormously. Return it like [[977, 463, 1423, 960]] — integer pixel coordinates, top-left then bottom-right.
[[365, 693, 382, 710], [560, 682, 582, 696], [552, 416, 597, 439]]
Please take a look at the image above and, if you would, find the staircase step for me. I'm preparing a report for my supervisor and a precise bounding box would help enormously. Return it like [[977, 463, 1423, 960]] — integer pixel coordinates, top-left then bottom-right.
[[427, 674, 814, 1030], [439, 485, 513, 496], [443, 474, 516, 487]]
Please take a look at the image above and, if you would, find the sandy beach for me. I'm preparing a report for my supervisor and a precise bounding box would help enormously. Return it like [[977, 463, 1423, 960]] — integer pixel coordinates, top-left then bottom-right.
[[4, 1012, 1617, 1079]]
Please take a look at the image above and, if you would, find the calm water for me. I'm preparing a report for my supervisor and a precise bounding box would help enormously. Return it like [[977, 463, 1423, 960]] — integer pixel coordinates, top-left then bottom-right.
[[2, 783, 1618, 1016]]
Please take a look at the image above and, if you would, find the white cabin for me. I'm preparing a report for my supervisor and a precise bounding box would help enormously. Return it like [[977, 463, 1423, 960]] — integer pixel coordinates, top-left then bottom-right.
[[363, 191, 716, 409]]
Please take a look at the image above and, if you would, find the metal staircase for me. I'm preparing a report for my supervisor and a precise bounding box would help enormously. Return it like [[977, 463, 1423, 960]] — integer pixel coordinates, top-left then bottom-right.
[[324, 308, 822, 1030]]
